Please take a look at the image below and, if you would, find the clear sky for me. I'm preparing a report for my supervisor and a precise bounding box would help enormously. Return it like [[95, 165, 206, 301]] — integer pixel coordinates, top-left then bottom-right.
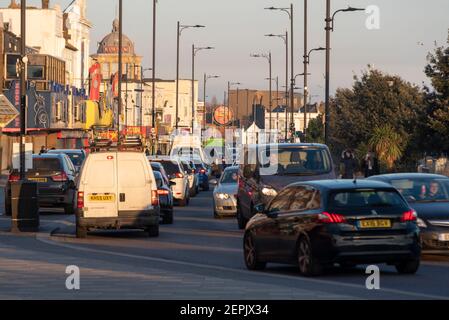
[[3, 0, 449, 104]]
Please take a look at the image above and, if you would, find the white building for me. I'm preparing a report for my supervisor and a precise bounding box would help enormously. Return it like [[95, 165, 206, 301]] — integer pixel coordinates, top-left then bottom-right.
[[0, 0, 91, 89], [265, 105, 321, 134]]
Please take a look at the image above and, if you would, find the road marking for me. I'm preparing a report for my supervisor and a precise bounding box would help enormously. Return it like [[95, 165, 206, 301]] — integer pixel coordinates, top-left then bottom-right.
[[36, 231, 449, 300]]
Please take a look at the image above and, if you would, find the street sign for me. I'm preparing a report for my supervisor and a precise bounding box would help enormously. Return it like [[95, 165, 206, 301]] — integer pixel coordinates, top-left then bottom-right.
[[0, 95, 19, 128]]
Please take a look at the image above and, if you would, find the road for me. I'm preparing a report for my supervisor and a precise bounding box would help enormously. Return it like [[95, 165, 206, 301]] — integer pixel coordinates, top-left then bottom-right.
[[0, 187, 449, 300]]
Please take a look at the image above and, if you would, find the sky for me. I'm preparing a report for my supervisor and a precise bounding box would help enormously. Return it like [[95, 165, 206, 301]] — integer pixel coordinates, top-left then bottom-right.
[[2, 0, 449, 104]]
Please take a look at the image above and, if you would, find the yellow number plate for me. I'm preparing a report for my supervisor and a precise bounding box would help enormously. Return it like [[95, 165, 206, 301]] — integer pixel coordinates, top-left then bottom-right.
[[88, 194, 115, 202], [359, 219, 391, 229], [28, 178, 47, 183]]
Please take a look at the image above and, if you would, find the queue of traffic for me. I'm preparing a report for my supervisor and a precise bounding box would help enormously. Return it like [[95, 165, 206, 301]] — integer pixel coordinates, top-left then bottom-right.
[[3, 138, 449, 277]]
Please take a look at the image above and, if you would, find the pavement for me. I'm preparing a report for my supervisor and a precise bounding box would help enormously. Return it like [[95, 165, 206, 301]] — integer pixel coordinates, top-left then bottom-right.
[[0, 187, 449, 300]]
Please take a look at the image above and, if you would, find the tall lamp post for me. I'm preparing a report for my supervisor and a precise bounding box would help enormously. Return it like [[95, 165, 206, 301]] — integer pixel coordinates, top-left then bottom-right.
[[227, 81, 241, 129], [324, 3, 364, 144], [192, 45, 214, 132], [250, 52, 272, 140], [19, 0, 27, 179], [303, 47, 325, 141], [265, 4, 294, 137], [176, 23, 205, 130], [203, 74, 220, 131], [265, 32, 288, 141]]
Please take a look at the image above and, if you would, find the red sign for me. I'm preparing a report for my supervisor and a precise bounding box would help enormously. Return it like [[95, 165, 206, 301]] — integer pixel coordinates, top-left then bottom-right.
[[89, 63, 102, 101], [213, 106, 233, 126], [122, 126, 152, 136]]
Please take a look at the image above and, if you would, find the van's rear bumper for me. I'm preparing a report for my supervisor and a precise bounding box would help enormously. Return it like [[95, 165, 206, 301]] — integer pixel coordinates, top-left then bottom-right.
[[77, 209, 160, 230]]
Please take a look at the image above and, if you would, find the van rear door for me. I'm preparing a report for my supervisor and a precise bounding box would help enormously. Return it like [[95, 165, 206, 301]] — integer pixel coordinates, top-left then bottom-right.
[[82, 153, 118, 218], [117, 153, 153, 213]]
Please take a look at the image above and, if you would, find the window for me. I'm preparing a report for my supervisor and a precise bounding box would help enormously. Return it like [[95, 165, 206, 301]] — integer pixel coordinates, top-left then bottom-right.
[[28, 65, 45, 79], [389, 178, 449, 202], [32, 158, 62, 171], [289, 187, 321, 211], [268, 187, 297, 212]]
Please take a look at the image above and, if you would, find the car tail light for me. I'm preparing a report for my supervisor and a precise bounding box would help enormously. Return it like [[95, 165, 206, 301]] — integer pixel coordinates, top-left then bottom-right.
[[52, 172, 68, 182], [157, 189, 169, 196], [8, 173, 20, 182], [77, 192, 84, 209], [175, 172, 184, 179], [151, 190, 159, 206], [318, 212, 346, 224], [401, 210, 417, 222], [200, 168, 206, 174]]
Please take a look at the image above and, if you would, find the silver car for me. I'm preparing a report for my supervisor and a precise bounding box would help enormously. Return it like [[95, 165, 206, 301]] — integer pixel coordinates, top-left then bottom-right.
[[212, 166, 239, 218]]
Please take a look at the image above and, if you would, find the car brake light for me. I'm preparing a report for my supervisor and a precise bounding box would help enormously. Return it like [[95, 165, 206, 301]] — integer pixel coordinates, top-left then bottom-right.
[[175, 172, 184, 178], [8, 173, 20, 182], [200, 169, 206, 174], [157, 189, 169, 196], [52, 172, 68, 182], [151, 190, 159, 206], [77, 192, 84, 209], [318, 212, 346, 224], [401, 210, 417, 222]]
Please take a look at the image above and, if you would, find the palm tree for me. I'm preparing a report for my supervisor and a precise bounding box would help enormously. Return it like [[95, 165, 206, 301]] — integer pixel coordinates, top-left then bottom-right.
[[369, 125, 405, 170]]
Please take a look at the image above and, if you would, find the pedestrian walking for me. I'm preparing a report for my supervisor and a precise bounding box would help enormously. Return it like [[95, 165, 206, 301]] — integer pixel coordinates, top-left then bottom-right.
[[341, 149, 357, 179], [362, 150, 380, 178]]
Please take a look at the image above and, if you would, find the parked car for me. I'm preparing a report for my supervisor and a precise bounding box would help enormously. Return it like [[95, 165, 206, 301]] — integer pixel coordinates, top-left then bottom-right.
[[212, 166, 239, 218], [153, 170, 174, 224], [5, 153, 78, 215], [76, 151, 160, 238], [47, 149, 87, 172], [237, 143, 336, 229], [180, 159, 198, 197], [149, 156, 190, 207], [243, 180, 421, 276], [367, 173, 449, 253]]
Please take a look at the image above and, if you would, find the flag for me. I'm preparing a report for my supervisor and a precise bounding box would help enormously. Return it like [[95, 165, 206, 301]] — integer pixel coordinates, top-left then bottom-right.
[[89, 62, 102, 101], [112, 72, 119, 98]]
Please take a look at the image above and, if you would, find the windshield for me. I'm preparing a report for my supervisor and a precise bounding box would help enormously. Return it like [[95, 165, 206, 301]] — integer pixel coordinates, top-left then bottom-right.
[[259, 147, 331, 176], [221, 169, 238, 184], [328, 189, 408, 213], [172, 147, 202, 159], [388, 178, 449, 202]]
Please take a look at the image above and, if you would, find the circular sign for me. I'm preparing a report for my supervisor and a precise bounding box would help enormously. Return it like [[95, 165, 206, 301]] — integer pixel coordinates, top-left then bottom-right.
[[213, 106, 233, 126]]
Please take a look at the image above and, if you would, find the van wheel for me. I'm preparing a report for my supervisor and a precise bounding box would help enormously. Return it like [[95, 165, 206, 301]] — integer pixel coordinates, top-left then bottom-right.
[[76, 225, 87, 238], [395, 259, 420, 274], [147, 225, 159, 237], [297, 237, 323, 277], [162, 211, 173, 224]]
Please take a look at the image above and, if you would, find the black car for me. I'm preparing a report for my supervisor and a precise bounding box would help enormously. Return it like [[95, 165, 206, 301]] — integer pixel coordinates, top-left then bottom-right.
[[151, 162, 171, 186], [47, 149, 87, 172], [237, 143, 336, 230], [243, 180, 421, 276], [367, 173, 449, 253], [154, 171, 174, 224], [5, 154, 78, 215]]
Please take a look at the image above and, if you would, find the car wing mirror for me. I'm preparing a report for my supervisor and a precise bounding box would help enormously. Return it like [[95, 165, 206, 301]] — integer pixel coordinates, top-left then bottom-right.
[[253, 203, 266, 214], [169, 181, 176, 186]]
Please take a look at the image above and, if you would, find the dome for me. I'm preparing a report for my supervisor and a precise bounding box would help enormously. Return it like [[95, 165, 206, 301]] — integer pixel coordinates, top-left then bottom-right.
[[97, 19, 135, 55]]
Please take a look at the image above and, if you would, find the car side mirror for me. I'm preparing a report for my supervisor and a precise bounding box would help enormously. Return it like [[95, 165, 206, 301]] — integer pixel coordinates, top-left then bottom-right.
[[253, 203, 266, 214], [169, 181, 176, 186]]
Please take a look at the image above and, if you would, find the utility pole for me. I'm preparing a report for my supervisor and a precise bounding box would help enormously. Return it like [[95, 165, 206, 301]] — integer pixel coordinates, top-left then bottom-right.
[[152, 0, 157, 153], [118, 0, 122, 137], [19, 0, 26, 179], [303, 0, 308, 142]]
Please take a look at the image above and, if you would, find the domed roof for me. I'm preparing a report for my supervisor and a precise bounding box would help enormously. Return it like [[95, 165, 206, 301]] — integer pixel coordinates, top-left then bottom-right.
[[97, 19, 135, 55]]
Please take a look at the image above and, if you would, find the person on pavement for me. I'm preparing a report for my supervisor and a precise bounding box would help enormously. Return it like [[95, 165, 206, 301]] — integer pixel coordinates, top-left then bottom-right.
[[341, 149, 357, 179]]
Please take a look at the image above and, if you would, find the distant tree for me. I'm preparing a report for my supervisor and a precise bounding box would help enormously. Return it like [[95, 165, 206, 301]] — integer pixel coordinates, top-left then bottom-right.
[[422, 29, 449, 153], [306, 114, 324, 144], [369, 124, 405, 170]]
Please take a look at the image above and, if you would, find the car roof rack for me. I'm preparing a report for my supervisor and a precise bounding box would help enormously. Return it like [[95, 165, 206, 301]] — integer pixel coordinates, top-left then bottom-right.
[[90, 136, 144, 153]]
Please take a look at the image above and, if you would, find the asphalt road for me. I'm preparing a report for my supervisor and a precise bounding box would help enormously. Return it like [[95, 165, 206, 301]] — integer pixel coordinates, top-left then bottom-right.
[[0, 187, 449, 300]]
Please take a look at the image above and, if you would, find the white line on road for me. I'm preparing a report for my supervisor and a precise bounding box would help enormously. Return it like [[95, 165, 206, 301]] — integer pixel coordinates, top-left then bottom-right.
[[36, 231, 449, 300]]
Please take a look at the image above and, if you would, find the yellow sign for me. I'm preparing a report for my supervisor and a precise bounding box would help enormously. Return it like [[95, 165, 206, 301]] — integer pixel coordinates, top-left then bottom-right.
[[88, 194, 115, 202], [0, 95, 19, 128], [359, 219, 391, 229]]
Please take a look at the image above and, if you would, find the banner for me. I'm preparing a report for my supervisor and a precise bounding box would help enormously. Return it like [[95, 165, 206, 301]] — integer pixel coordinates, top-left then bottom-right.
[[89, 62, 102, 101], [112, 72, 119, 98]]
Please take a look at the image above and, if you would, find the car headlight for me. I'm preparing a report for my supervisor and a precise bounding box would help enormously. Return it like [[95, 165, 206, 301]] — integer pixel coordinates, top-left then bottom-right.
[[262, 187, 278, 197], [417, 218, 427, 228], [216, 193, 230, 200]]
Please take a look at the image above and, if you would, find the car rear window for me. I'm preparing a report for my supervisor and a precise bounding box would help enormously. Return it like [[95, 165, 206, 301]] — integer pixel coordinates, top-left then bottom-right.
[[159, 161, 180, 175], [33, 158, 62, 171], [66, 153, 85, 166], [328, 189, 408, 214]]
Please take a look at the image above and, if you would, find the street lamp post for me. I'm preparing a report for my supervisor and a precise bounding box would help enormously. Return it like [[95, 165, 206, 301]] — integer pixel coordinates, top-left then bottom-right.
[[192, 45, 214, 132], [176, 23, 205, 130], [19, 0, 27, 179], [265, 32, 288, 141], [118, 0, 123, 136], [203, 74, 219, 131], [265, 4, 294, 139], [250, 52, 272, 140], [324, 2, 365, 144], [227, 81, 241, 129], [303, 47, 325, 141]]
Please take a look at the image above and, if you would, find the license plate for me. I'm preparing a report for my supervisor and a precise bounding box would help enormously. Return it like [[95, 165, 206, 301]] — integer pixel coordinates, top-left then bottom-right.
[[28, 177, 47, 183], [88, 194, 115, 202], [359, 219, 391, 229], [438, 234, 449, 242]]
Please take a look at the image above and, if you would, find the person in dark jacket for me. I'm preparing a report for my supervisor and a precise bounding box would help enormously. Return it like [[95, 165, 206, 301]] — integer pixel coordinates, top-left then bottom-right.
[[362, 150, 380, 177], [341, 149, 357, 179]]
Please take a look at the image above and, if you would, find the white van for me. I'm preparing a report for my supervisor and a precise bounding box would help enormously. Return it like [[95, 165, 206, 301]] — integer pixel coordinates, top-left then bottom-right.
[[76, 151, 160, 238]]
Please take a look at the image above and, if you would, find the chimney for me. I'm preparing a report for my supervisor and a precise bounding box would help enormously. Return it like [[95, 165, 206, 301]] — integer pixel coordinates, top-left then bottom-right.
[[42, 0, 50, 9]]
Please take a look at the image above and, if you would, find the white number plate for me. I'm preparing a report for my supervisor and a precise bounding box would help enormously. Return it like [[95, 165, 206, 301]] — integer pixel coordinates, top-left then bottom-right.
[[438, 234, 449, 242]]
